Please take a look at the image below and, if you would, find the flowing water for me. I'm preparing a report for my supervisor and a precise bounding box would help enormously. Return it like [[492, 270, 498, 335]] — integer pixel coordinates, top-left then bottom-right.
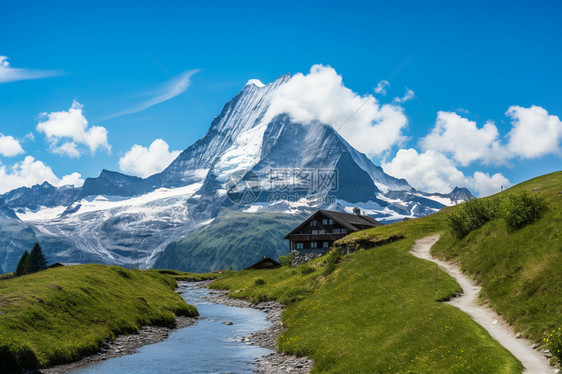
[[70, 282, 272, 373]]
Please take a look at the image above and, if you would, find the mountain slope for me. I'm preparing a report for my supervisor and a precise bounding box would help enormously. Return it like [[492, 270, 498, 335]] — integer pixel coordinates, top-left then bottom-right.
[[154, 211, 304, 272], [209, 171, 561, 373], [0, 198, 38, 273]]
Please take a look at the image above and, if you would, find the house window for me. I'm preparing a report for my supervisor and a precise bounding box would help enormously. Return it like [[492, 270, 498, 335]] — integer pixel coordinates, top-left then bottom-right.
[[341, 228, 347, 233], [311, 242, 318, 249], [323, 241, 330, 248], [322, 218, 328, 225], [318, 229, 325, 234], [333, 228, 340, 234], [310, 220, 317, 227], [296, 243, 304, 250], [328, 219, 333, 224], [311, 230, 319, 234]]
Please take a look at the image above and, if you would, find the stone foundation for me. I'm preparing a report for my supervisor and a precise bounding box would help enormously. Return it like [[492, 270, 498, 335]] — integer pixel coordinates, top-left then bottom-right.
[[291, 249, 329, 266]]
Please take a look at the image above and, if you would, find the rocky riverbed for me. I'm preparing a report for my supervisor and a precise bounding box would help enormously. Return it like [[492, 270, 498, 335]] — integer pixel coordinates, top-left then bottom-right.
[[203, 287, 314, 374], [37, 316, 196, 374]]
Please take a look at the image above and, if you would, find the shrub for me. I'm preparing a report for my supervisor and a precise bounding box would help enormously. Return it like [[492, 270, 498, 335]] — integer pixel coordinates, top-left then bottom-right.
[[447, 198, 499, 239], [279, 253, 294, 267], [544, 327, 562, 362], [501, 191, 547, 230], [253, 277, 266, 286]]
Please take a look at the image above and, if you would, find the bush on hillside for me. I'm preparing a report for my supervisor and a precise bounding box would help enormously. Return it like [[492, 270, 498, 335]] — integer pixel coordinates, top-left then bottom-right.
[[253, 277, 266, 286], [447, 198, 499, 239], [279, 253, 293, 267], [501, 191, 547, 230]]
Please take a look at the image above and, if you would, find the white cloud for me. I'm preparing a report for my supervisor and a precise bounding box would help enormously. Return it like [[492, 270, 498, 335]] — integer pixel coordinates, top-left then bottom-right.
[[382, 148, 509, 197], [471, 171, 509, 197], [0, 56, 62, 83], [263, 65, 408, 157], [506, 105, 562, 159], [59, 172, 85, 188], [0, 156, 84, 194], [374, 80, 389, 95], [383, 149, 467, 193], [37, 100, 110, 157], [119, 139, 181, 178], [0, 134, 24, 157], [393, 88, 415, 103], [107, 69, 199, 119], [420, 111, 509, 166]]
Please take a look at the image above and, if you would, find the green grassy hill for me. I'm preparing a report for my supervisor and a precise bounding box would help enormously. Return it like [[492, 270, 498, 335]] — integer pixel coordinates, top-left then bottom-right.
[[0, 264, 198, 372], [211, 171, 561, 373], [154, 211, 304, 272]]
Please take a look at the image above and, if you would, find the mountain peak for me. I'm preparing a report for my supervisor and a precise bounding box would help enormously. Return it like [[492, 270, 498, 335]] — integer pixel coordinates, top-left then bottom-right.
[[245, 79, 265, 88]]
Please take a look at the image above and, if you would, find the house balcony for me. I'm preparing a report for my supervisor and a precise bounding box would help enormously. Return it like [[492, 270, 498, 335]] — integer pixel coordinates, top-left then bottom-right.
[[286, 233, 348, 241]]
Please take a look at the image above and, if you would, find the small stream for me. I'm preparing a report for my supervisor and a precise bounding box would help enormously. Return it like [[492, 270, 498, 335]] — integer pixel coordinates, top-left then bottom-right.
[[70, 282, 273, 373]]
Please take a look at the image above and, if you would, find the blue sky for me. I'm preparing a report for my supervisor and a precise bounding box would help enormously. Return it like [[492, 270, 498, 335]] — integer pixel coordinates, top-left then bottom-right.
[[0, 0, 560, 196]]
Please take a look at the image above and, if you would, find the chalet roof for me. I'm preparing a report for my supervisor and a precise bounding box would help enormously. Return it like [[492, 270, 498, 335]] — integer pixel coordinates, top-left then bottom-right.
[[284, 210, 382, 239], [245, 257, 281, 270]]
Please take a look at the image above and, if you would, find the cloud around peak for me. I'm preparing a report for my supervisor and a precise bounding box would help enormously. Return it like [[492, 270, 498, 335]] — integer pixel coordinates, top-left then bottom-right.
[[263, 64, 409, 157]]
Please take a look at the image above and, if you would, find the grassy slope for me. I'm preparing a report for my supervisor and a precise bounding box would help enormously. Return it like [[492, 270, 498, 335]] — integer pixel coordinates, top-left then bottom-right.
[[432, 171, 562, 341], [0, 264, 198, 371], [154, 211, 304, 272], [211, 211, 522, 372], [211, 171, 561, 373]]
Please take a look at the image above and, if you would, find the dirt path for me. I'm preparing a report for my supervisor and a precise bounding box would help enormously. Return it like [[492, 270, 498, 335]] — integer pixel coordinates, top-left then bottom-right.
[[411, 235, 554, 374]]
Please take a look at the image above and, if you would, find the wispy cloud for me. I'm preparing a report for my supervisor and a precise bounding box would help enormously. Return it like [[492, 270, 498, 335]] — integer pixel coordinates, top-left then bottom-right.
[[393, 88, 415, 103], [0, 56, 62, 83], [374, 80, 389, 95], [106, 69, 200, 119]]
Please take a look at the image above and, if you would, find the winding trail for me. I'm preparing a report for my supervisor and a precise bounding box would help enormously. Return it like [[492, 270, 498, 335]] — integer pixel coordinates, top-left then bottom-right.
[[411, 235, 554, 374]]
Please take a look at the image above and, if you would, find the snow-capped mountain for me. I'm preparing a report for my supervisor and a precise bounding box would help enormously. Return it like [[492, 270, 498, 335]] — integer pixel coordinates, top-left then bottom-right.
[[0, 75, 474, 273]]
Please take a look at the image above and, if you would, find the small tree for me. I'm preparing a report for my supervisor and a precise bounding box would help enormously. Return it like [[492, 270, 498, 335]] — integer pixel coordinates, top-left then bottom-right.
[[29, 243, 48, 273], [15, 250, 29, 276]]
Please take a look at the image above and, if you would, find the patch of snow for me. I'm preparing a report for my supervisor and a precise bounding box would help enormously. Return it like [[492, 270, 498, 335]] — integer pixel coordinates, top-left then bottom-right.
[[245, 79, 265, 88], [16, 205, 68, 222], [414, 193, 455, 207], [200, 218, 216, 226]]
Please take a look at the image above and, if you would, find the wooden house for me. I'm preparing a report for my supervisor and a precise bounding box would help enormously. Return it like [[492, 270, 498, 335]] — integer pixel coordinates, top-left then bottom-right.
[[245, 256, 281, 270], [284, 208, 381, 260]]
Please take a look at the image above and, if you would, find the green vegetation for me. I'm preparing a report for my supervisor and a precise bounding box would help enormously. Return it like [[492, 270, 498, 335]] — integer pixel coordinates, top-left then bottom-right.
[[501, 191, 547, 230], [154, 211, 304, 272], [447, 198, 498, 238], [433, 171, 561, 344], [0, 264, 197, 372], [148, 269, 222, 281], [15, 243, 48, 276], [544, 327, 562, 363], [278, 253, 293, 267], [212, 171, 562, 373]]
